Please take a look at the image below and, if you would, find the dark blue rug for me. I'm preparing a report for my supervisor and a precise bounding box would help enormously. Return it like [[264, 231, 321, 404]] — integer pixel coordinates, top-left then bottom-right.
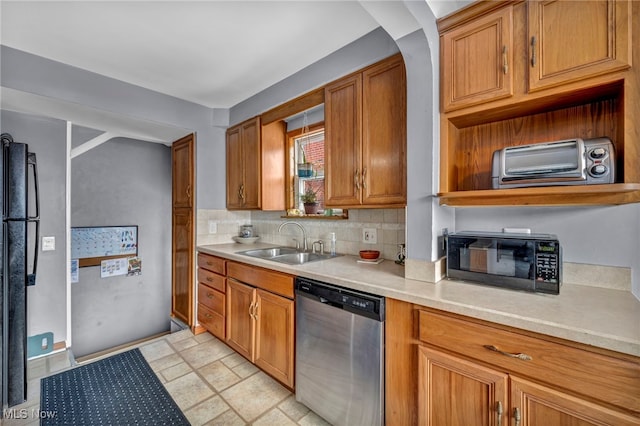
[[40, 348, 190, 425]]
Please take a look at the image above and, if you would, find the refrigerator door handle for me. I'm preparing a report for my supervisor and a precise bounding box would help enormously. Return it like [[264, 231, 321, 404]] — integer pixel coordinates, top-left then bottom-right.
[[26, 152, 39, 286], [27, 152, 39, 221]]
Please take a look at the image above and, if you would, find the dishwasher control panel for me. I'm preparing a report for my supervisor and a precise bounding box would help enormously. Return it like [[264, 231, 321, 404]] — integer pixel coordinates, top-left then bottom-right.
[[295, 277, 385, 321]]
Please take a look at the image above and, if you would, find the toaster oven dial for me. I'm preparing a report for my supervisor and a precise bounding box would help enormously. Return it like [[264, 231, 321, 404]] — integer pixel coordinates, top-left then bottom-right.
[[589, 147, 607, 159], [589, 164, 608, 176]]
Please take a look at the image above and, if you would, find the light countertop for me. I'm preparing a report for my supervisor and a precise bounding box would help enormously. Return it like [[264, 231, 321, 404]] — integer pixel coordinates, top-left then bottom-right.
[[198, 242, 640, 357]]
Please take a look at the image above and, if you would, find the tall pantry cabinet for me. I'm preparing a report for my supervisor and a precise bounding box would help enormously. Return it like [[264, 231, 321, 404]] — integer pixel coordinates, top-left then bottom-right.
[[171, 134, 195, 327]]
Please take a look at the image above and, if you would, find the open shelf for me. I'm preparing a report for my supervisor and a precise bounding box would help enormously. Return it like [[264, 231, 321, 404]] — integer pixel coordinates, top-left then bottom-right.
[[438, 184, 640, 207]]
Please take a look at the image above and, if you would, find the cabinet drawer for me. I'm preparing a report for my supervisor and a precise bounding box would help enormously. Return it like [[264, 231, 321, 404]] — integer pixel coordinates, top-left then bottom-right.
[[198, 303, 225, 340], [197, 268, 226, 293], [419, 309, 640, 414], [198, 284, 225, 315], [227, 261, 294, 299], [197, 253, 226, 275]]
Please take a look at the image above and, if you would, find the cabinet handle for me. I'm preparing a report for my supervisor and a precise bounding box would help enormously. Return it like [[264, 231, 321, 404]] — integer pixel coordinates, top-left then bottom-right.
[[186, 184, 191, 198], [207, 292, 214, 299], [205, 313, 212, 319], [362, 167, 367, 189], [483, 345, 532, 361], [238, 184, 245, 201], [502, 46, 508, 75], [354, 169, 360, 190], [530, 36, 536, 67], [513, 407, 521, 426], [496, 401, 503, 426], [249, 302, 255, 319], [206, 261, 213, 266], [206, 276, 214, 282]]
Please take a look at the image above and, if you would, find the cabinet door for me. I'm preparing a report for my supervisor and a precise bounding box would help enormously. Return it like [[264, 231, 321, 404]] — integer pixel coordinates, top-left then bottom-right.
[[325, 74, 362, 206], [241, 117, 261, 209], [362, 56, 407, 206], [226, 279, 255, 361], [226, 125, 244, 209], [254, 289, 295, 388], [226, 117, 261, 209], [419, 346, 508, 426], [441, 6, 513, 112], [510, 376, 640, 426], [172, 134, 194, 208], [528, 0, 631, 92], [171, 207, 194, 326]]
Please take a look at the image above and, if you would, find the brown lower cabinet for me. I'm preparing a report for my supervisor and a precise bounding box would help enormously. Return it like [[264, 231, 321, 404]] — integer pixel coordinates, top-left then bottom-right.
[[226, 262, 295, 389], [416, 308, 640, 426], [196, 253, 227, 340], [385, 299, 640, 425]]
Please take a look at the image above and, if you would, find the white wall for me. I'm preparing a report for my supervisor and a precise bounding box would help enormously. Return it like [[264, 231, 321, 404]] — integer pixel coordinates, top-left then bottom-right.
[[70, 137, 172, 357]]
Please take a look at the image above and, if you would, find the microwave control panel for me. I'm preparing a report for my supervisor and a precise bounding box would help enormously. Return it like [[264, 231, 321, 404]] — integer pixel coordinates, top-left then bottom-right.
[[535, 241, 560, 283]]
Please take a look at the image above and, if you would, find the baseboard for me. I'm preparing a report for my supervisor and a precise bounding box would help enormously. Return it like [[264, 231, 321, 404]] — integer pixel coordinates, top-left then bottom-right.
[[193, 324, 208, 335], [75, 331, 170, 363]]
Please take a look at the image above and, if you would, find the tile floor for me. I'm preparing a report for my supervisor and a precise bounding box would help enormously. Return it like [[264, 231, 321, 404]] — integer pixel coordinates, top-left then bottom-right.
[[3, 330, 330, 426]]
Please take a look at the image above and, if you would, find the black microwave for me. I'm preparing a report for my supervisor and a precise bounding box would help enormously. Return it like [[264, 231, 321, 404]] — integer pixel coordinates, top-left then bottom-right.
[[446, 231, 561, 294]]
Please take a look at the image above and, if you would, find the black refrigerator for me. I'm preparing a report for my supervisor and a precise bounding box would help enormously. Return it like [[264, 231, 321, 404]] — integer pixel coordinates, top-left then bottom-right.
[[1, 132, 39, 408]]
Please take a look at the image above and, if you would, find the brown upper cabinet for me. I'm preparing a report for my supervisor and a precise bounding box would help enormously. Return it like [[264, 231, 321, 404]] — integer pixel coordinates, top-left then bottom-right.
[[437, 0, 639, 207], [226, 116, 286, 210], [441, 5, 514, 112], [227, 117, 261, 209], [325, 54, 407, 208], [172, 134, 194, 209], [528, 0, 631, 92]]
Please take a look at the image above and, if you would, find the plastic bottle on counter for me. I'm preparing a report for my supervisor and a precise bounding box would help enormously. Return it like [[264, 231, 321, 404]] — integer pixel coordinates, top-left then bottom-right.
[[329, 232, 336, 256]]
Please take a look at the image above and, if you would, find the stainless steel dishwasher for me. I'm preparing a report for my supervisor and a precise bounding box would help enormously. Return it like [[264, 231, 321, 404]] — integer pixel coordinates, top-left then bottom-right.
[[295, 276, 385, 426]]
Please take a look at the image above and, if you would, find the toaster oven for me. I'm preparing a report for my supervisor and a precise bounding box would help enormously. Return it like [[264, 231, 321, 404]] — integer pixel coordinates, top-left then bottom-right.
[[491, 137, 615, 189]]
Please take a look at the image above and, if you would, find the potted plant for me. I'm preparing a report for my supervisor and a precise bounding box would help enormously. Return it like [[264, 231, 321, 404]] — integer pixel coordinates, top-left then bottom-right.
[[297, 149, 314, 178], [301, 187, 320, 215]]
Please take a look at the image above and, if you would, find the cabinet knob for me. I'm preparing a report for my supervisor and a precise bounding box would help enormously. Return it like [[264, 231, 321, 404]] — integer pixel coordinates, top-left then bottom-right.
[[207, 292, 214, 299]]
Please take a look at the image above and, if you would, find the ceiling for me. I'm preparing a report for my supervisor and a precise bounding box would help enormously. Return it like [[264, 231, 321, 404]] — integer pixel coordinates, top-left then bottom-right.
[[1, 1, 468, 110]]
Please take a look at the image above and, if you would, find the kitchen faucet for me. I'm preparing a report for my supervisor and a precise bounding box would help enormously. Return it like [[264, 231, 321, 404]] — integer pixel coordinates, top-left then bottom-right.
[[278, 221, 308, 252]]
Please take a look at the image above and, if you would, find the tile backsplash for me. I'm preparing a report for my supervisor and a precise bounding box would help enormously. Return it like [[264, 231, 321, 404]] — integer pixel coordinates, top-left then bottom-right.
[[197, 208, 406, 261]]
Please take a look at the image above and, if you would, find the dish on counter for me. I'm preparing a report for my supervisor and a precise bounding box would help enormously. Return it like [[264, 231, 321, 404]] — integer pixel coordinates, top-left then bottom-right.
[[233, 236, 260, 244], [359, 250, 380, 260]]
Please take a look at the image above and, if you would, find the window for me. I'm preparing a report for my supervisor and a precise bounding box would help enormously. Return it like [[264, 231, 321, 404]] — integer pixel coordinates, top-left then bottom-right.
[[294, 129, 325, 211], [284, 107, 345, 218]]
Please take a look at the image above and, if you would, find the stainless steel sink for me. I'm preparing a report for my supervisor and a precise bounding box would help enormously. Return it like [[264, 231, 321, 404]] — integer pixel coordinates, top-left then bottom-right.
[[237, 246, 340, 265], [239, 247, 299, 259]]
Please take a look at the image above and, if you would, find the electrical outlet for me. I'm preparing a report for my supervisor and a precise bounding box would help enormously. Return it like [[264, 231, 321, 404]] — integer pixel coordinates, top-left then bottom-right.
[[42, 236, 55, 251], [362, 228, 377, 244], [208, 221, 217, 234]]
